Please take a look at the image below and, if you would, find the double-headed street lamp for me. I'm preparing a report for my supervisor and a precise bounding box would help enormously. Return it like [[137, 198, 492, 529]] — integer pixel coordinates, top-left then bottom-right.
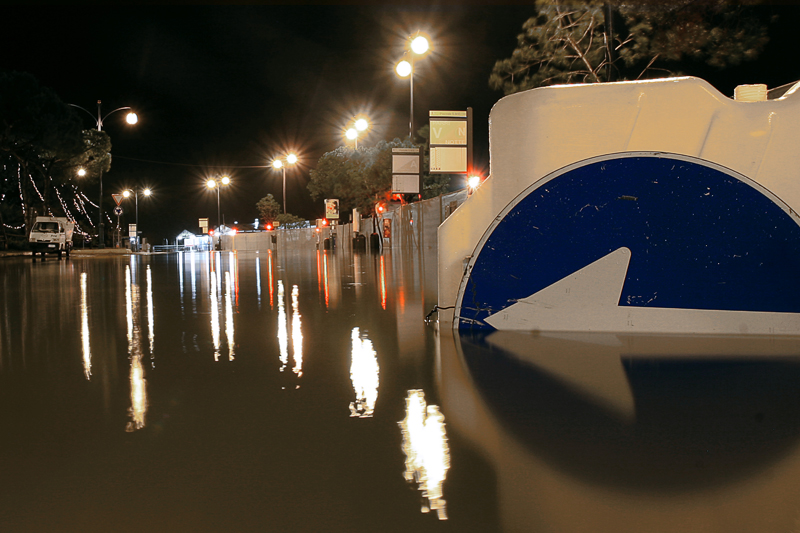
[[345, 116, 370, 149], [271, 153, 298, 214], [206, 175, 231, 230], [121, 188, 151, 251], [395, 33, 432, 140], [70, 100, 138, 248]]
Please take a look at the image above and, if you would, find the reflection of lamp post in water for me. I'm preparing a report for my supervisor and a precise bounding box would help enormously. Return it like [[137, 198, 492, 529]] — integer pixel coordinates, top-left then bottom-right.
[[70, 100, 138, 248]]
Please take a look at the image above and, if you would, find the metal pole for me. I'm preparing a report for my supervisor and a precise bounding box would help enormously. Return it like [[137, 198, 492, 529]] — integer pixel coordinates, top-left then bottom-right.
[[135, 191, 139, 252], [98, 170, 104, 248], [216, 187, 221, 229], [282, 167, 287, 214], [96, 101, 104, 247], [409, 66, 414, 140]]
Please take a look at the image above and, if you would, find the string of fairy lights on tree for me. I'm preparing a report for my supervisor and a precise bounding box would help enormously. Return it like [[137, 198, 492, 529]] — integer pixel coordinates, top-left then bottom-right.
[[1, 153, 274, 234]]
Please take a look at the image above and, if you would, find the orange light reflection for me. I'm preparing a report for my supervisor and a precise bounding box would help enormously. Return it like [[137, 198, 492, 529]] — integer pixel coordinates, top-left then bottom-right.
[[316, 250, 322, 295], [323, 252, 329, 308], [268, 250, 275, 309], [380, 255, 387, 310]]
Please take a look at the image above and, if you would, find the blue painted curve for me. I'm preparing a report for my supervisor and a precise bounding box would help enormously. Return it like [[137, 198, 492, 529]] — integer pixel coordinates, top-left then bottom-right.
[[457, 153, 800, 330]]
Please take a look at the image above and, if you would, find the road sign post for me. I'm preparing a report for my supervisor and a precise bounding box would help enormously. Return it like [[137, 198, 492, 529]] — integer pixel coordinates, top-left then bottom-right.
[[391, 147, 422, 195], [429, 108, 472, 176]]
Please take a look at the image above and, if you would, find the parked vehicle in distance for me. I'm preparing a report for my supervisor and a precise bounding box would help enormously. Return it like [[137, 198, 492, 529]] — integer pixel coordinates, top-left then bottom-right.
[[28, 216, 74, 259]]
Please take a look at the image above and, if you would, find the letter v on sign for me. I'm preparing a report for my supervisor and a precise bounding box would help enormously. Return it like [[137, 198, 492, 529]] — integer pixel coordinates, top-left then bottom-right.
[[484, 247, 800, 335]]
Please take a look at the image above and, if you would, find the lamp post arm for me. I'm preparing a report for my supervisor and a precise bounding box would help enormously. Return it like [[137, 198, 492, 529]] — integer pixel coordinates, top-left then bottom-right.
[[68, 103, 101, 130], [100, 106, 133, 129]]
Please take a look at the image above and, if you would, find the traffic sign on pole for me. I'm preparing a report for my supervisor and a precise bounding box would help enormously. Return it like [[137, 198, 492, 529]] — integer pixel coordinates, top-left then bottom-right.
[[112, 193, 124, 206]]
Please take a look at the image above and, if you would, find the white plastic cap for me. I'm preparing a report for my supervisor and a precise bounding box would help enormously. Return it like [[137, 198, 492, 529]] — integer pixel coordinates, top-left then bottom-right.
[[734, 84, 768, 102]]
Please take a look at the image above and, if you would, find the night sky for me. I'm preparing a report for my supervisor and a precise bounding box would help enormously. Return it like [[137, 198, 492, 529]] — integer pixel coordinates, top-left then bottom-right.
[[4, 4, 799, 243]]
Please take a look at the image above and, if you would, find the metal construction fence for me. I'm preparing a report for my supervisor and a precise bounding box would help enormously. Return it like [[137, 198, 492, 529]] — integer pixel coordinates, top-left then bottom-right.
[[220, 188, 469, 254]]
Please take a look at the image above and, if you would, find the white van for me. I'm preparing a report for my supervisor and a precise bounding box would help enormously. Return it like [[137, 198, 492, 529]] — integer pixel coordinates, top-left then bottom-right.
[[29, 216, 75, 259]]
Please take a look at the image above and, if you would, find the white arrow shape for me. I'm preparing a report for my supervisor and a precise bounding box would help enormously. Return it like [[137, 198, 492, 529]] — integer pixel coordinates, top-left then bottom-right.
[[483, 247, 800, 335]]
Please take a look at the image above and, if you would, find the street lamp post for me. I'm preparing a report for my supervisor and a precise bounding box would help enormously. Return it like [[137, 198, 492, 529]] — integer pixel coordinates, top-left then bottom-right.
[[70, 100, 138, 248], [122, 188, 151, 251], [206, 175, 231, 230], [395, 34, 431, 140], [271, 154, 298, 214]]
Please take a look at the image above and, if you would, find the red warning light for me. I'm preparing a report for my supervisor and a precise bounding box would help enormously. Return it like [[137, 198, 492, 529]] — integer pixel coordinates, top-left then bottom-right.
[[266, 223, 273, 231]]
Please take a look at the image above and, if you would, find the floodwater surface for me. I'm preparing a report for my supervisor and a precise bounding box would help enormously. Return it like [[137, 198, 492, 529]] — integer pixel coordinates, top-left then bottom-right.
[[2, 247, 800, 532]]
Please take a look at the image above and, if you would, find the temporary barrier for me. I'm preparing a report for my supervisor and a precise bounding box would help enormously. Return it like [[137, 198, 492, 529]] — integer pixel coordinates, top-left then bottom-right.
[[439, 77, 800, 335]]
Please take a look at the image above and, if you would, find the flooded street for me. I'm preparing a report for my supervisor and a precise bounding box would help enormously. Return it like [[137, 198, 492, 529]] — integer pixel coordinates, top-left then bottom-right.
[[3, 246, 800, 532], [0, 247, 489, 532]]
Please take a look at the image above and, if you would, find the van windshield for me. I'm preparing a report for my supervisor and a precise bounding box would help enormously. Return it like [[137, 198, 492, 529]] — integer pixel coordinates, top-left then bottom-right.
[[33, 222, 59, 232]]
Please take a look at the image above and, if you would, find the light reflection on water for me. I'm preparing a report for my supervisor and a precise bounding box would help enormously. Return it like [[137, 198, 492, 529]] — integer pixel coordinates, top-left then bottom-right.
[[125, 264, 148, 432], [210, 272, 221, 361], [225, 270, 235, 361], [323, 251, 329, 307], [399, 389, 451, 520], [255, 254, 261, 309], [146, 265, 154, 360], [277, 279, 303, 381], [349, 327, 378, 417], [277, 279, 288, 372], [291, 284, 303, 378], [379, 255, 387, 310], [80, 271, 91, 380]]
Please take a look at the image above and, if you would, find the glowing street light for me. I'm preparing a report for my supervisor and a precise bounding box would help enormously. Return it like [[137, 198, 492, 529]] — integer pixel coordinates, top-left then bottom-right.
[[395, 32, 432, 140], [206, 175, 231, 230], [121, 188, 152, 251], [410, 35, 430, 55], [271, 154, 298, 214], [69, 100, 139, 248], [344, 115, 371, 149]]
